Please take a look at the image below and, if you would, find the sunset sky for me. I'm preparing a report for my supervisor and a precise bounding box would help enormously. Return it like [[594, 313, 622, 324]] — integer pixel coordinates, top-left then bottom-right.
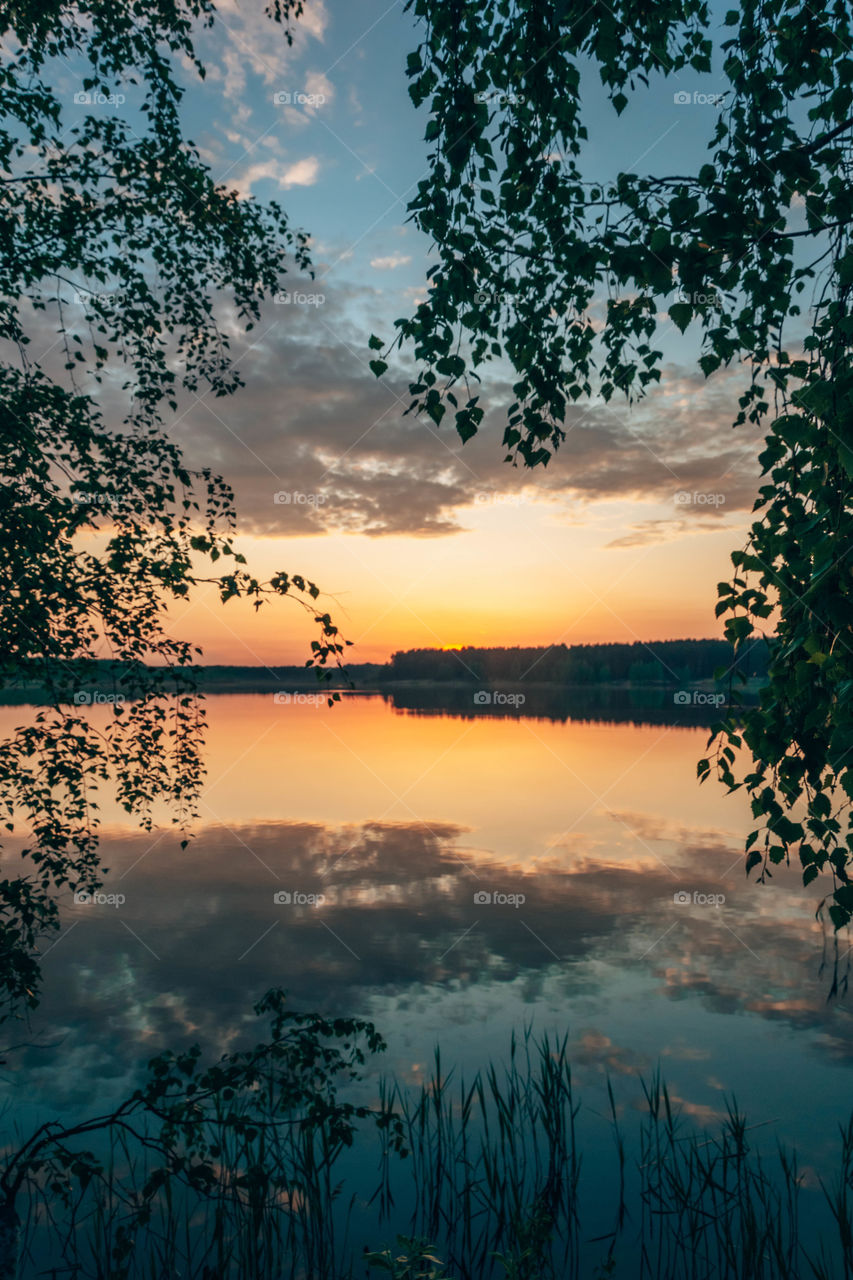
[[69, 0, 770, 664]]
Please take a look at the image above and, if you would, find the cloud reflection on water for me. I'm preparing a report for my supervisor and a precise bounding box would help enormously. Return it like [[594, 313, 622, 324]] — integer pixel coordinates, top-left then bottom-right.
[[13, 808, 848, 1113]]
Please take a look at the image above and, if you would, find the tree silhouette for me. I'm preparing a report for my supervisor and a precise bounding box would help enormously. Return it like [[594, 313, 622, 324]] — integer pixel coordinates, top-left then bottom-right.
[[373, 0, 853, 923], [0, 0, 347, 1009]]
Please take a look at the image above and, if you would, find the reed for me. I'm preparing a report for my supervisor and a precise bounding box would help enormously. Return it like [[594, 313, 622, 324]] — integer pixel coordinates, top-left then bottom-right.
[[10, 1028, 853, 1280]]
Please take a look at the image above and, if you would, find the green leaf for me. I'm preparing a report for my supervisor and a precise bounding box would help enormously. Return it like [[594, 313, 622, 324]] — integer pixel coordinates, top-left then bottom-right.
[[668, 302, 693, 333]]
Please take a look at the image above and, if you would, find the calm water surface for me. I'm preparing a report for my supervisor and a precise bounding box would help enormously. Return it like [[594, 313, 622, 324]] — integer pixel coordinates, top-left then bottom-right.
[[2, 692, 852, 1233]]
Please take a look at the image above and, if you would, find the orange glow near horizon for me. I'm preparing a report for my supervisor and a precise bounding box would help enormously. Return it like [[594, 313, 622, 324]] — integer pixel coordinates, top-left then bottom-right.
[[164, 502, 740, 665], [74, 483, 747, 666]]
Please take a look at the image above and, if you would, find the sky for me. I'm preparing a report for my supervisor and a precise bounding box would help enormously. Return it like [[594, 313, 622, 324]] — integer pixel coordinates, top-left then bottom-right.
[[70, 0, 772, 664]]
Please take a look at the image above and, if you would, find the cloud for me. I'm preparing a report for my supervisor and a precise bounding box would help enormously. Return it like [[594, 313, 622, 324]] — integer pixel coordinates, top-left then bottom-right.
[[605, 515, 730, 549], [304, 70, 334, 105], [169, 287, 765, 541], [17, 270, 765, 543], [291, 1, 328, 41], [370, 254, 412, 270], [281, 155, 321, 187], [236, 155, 321, 196], [237, 159, 282, 195], [201, 0, 328, 104]]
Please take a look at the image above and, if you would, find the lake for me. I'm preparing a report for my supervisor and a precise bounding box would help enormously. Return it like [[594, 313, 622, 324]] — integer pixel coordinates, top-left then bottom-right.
[[2, 691, 852, 1273]]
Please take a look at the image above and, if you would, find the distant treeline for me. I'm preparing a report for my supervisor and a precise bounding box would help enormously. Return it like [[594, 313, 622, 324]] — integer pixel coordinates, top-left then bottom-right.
[[384, 639, 770, 685], [0, 640, 771, 706]]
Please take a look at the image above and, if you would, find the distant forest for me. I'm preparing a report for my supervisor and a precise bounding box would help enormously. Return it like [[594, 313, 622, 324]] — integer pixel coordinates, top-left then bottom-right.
[[0, 639, 771, 706], [383, 639, 769, 685]]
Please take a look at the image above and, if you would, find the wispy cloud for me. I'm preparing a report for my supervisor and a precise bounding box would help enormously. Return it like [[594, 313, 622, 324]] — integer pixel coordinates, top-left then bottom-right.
[[370, 253, 412, 270]]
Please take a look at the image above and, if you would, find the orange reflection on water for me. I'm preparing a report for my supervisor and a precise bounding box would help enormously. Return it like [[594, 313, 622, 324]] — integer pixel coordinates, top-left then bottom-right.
[[0, 694, 754, 876], [193, 693, 752, 871]]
